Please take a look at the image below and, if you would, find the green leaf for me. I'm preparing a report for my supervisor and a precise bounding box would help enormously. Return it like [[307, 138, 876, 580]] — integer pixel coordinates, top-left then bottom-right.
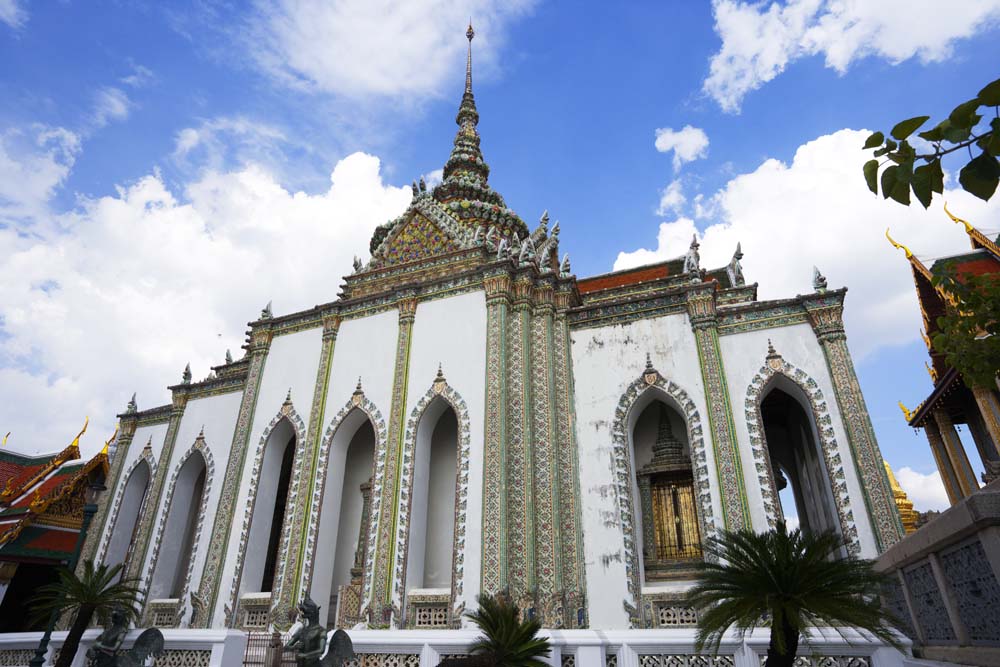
[[911, 164, 934, 208], [862, 131, 884, 149], [918, 121, 947, 143], [959, 152, 1000, 201], [863, 159, 879, 195], [978, 132, 1000, 157], [943, 122, 974, 143], [928, 158, 944, 194], [949, 98, 981, 128], [978, 77, 1000, 106], [881, 165, 910, 205], [891, 116, 930, 140]]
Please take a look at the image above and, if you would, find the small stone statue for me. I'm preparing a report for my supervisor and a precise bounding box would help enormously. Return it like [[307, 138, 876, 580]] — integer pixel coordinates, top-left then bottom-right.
[[353, 255, 363, 273], [285, 598, 355, 667], [729, 242, 745, 286], [182, 364, 192, 385], [87, 608, 164, 667], [812, 266, 828, 292], [683, 234, 700, 274]]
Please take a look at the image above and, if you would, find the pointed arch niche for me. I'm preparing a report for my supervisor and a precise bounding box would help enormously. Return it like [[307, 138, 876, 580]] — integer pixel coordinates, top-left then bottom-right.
[[306, 385, 385, 628], [744, 344, 861, 554], [393, 370, 471, 628], [610, 358, 715, 624], [144, 437, 214, 618], [100, 452, 153, 573]]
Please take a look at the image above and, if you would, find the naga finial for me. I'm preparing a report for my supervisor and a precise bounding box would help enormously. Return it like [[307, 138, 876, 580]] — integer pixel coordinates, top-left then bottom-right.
[[225, 349, 233, 365], [812, 266, 828, 292], [885, 228, 913, 259], [182, 364, 192, 384], [898, 401, 913, 421], [943, 201, 974, 234]]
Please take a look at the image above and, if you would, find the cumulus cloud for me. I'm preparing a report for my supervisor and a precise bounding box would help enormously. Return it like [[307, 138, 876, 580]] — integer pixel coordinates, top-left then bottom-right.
[[657, 180, 686, 216], [0, 144, 411, 456], [173, 117, 291, 173], [895, 466, 950, 512], [615, 128, 1000, 359], [0, 125, 80, 220], [247, 0, 535, 101], [655, 126, 710, 172], [0, 0, 26, 29], [705, 0, 1000, 112]]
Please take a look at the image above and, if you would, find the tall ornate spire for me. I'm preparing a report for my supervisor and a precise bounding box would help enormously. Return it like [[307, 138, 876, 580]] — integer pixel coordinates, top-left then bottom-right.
[[442, 22, 489, 186]]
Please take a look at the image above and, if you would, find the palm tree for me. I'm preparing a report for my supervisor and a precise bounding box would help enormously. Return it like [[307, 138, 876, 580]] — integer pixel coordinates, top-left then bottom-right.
[[30, 560, 143, 667], [465, 593, 551, 667], [685, 525, 902, 667]]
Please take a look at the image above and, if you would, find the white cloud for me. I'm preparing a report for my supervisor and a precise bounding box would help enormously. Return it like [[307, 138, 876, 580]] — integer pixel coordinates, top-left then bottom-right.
[[121, 63, 155, 89], [0, 0, 26, 29], [92, 87, 132, 128], [655, 126, 710, 172], [895, 466, 950, 512], [246, 0, 535, 100], [705, 0, 1000, 112], [173, 117, 289, 170], [615, 128, 1000, 359], [0, 125, 80, 220], [657, 180, 686, 216], [0, 146, 412, 456]]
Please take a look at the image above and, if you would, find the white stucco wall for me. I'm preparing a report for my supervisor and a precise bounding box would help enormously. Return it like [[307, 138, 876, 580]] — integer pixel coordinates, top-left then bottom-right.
[[213, 327, 323, 627], [402, 291, 487, 619], [719, 324, 880, 556], [570, 312, 720, 629]]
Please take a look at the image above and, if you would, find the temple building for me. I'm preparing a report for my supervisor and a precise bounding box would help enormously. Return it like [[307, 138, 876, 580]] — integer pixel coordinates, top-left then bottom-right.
[[68, 27, 905, 661], [0, 423, 110, 632], [891, 210, 1000, 502]]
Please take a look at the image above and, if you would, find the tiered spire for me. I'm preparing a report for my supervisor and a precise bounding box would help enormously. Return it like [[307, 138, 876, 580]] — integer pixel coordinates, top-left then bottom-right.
[[441, 22, 490, 187]]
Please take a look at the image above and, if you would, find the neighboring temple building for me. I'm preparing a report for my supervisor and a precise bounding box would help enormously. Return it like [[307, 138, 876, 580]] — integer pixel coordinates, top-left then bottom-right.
[[0, 424, 109, 632], [891, 210, 1000, 501], [76, 28, 904, 644]]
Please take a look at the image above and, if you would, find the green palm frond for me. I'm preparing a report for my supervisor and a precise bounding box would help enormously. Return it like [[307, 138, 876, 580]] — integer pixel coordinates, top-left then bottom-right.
[[686, 526, 903, 656], [30, 560, 143, 627], [467, 594, 551, 667]]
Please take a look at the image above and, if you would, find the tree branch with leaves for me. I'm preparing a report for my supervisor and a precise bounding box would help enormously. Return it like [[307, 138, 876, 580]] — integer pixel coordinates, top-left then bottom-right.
[[863, 77, 1000, 207]]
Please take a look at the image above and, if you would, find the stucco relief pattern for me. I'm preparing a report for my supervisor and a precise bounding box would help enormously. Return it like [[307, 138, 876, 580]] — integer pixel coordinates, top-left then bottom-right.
[[805, 299, 903, 550], [79, 424, 135, 575], [687, 291, 748, 531], [940, 538, 1000, 643], [272, 317, 341, 628], [611, 364, 715, 627], [224, 398, 307, 625], [743, 346, 862, 555], [196, 334, 271, 627], [391, 375, 471, 626], [95, 450, 156, 566], [141, 435, 215, 627], [530, 304, 561, 612], [480, 275, 510, 594], [903, 561, 956, 642], [126, 397, 187, 582], [507, 300, 535, 601], [301, 390, 387, 621]]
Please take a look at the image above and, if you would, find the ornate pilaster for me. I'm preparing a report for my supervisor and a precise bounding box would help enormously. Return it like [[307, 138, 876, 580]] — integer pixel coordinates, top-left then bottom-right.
[[529, 278, 562, 626], [553, 285, 585, 627], [125, 389, 189, 582], [368, 295, 417, 627], [76, 411, 138, 575], [481, 273, 510, 594], [686, 286, 748, 531], [803, 293, 904, 550], [932, 408, 978, 498], [924, 420, 963, 506], [507, 275, 536, 607], [196, 325, 273, 627], [271, 314, 341, 628], [972, 386, 1000, 459]]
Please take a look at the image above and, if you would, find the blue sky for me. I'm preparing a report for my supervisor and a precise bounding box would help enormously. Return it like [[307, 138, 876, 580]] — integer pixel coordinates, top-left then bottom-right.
[[3, 0, 1000, 512]]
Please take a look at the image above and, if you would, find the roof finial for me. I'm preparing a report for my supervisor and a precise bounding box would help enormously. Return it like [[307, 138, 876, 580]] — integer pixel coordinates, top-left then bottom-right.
[[465, 21, 475, 95], [885, 228, 913, 259], [812, 266, 827, 292]]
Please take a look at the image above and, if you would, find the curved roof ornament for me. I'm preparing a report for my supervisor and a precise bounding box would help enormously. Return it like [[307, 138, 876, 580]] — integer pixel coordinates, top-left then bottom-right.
[[885, 228, 913, 259]]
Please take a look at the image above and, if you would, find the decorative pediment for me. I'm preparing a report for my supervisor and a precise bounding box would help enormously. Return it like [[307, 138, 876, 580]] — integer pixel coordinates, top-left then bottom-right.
[[372, 209, 461, 268]]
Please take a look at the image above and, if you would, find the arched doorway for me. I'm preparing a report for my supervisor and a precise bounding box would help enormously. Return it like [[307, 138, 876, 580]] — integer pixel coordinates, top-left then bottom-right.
[[149, 451, 207, 600], [629, 395, 702, 582], [760, 383, 841, 538], [104, 458, 151, 572], [310, 407, 376, 627], [405, 399, 458, 595], [242, 419, 296, 595]]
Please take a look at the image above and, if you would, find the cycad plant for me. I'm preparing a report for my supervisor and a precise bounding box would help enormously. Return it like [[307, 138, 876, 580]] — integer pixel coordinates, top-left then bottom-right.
[[685, 525, 902, 667], [466, 593, 551, 667], [30, 560, 143, 667]]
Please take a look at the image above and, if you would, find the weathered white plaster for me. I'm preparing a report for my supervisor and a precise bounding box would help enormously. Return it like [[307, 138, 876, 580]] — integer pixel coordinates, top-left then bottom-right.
[[103, 460, 150, 569], [570, 312, 717, 629], [719, 324, 879, 556], [403, 291, 486, 618]]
